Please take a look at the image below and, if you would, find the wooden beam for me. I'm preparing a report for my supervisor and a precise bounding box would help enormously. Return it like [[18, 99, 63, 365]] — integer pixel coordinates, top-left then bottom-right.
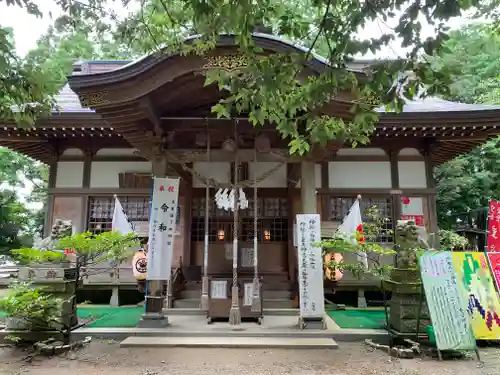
[[0, 136, 49, 143]]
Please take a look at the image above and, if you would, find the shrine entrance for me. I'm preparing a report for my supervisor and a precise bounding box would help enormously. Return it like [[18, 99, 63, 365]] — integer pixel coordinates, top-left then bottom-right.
[[190, 194, 290, 276]]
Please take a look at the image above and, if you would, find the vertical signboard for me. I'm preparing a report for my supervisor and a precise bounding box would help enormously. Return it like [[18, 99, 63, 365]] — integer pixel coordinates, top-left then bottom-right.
[[296, 214, 325, 319], [419, 252, 476, 350], [452, 252, 500, 340], [487, 200, 500, 252], [146, 177, 180, 280]]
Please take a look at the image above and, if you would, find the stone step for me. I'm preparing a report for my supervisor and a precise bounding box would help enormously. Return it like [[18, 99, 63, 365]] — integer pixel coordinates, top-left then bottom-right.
[[163, 308, 299, 316], [179, 289, 292, 299], [173, 298, 294, 309], [120, 336, 338, 349], [182, 280, 292, 291]]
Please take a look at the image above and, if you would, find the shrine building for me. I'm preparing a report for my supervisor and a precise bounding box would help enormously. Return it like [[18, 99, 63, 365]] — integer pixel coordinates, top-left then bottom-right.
[[2, 33, 500, 309]]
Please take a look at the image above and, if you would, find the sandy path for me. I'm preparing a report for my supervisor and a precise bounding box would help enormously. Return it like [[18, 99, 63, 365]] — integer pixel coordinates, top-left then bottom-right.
[[0, 341, 498, 375]]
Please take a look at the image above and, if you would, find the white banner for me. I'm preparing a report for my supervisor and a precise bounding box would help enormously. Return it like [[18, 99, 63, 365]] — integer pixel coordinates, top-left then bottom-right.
[[296, 214, 325, 319], [146, 177, 180, 280]]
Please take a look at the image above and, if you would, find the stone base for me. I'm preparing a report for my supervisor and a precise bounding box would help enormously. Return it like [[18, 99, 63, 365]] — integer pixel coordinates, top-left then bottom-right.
[[298, 317, 326, 330], [357, 297, 367, 308], [109, 287, 119, 307], [389, 287, 428, 334], [137, 313, 170, 328]]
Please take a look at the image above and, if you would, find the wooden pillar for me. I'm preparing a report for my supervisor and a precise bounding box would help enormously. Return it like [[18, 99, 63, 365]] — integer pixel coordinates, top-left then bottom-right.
[[389, 150, 402, 223], [423, 145, 438, 233], [287, 164, 299, 281], [139, 154, 169, 327], [182, 181, 193, 266], [79, 149, 93, 233], [43, 159, 58, 237], [300, 161, 317, 214]]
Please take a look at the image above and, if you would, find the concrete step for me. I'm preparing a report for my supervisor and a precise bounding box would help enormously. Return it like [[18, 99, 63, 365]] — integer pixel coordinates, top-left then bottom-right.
[[179, 289, 291, 299], [120, 336, 338, 349], [173, 298, 294, 309], [163, 308, 205, 315]]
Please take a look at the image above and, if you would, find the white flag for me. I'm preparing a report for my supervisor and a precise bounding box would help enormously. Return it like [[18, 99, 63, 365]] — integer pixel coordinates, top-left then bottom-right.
[[112, 195, 134, 235], [337, 199, 368, 269]]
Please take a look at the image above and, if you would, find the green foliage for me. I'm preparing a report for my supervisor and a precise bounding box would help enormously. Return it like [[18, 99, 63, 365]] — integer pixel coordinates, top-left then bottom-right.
[[438, 229, 469, 251], [0, 282, 62, 331], [435, 137, 500, 228], [10, 248, 67, 265], [431, 25, 500, 227], [320, 206, 396, 280], [0, 147, 47, 252], [430, 24, 500, 105], [56, 231, 139, 267], [0, 190, 31, 256]]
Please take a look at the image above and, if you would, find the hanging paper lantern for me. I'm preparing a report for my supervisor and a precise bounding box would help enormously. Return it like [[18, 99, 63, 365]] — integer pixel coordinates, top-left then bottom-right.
[[324, 253, 344, 281], [132, 251, 147, 281]]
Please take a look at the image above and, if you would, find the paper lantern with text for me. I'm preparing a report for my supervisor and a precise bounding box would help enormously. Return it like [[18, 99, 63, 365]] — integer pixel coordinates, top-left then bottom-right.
[[324, 253, 344, 281], [132, 251, 147, 280]]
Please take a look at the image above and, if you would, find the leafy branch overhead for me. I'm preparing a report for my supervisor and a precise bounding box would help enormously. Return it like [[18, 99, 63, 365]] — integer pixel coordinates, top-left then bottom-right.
[[2, 0, 497, 152]]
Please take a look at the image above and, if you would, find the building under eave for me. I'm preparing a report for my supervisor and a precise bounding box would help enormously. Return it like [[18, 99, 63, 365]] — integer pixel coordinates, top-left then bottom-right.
[[1, 34, 499, 309]]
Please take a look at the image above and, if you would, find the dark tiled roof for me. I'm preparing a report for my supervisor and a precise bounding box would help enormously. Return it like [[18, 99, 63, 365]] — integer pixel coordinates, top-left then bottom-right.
[[54, 83, 94, 113], [376, 97, 500, 113]]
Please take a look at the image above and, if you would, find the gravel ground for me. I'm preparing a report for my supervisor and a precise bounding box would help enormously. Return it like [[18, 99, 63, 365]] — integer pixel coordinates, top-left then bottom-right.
[[0, 341, 499, 375]]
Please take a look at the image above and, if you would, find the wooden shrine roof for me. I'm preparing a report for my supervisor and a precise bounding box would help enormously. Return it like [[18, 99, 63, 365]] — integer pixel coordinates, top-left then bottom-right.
[[2, 33, 500, 165]]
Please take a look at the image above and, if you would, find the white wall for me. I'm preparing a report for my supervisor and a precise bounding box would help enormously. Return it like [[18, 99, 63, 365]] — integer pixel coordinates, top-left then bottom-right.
[[336, 148, 386, 156], [328, 161, 391, 188], [95, 148, 138, 156], [90, 161, 152, 188], [55, 162, 84, 188], [60, 148, 84, 156], [398, 161, 427, 188], [249, 162, 287, 188], [192, 162, 231, 188]]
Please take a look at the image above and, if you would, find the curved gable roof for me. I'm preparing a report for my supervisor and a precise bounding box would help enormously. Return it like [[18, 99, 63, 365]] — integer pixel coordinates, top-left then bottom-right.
[[68, 33, 366, 90]]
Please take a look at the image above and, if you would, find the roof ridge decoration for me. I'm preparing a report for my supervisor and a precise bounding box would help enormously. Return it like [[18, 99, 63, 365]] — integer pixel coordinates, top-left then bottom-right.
[[80, 91, 110, 107], [202, 54, 248, 73]]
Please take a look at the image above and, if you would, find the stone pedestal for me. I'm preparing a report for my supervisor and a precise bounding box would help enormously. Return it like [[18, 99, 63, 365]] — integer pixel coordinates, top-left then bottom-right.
[[137, 294, 169, 328], [17, 265, 79, 329], [384, 274, 429, 334]]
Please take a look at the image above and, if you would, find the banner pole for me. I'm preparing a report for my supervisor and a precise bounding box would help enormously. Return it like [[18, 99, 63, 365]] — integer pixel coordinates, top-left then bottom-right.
[[144, 177, 154, 313]]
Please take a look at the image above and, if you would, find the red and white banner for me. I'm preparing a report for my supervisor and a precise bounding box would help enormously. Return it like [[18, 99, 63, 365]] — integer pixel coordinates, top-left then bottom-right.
[[147, 177, 180, 280], [486, 252, 500, 292], [487, 200, 500, 252]]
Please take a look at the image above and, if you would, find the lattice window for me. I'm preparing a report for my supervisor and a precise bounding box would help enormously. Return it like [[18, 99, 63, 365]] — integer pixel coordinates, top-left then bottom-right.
[[88, 196, 150, 234], [191, 196, 288, 242], [327, 196, 393, 243]]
